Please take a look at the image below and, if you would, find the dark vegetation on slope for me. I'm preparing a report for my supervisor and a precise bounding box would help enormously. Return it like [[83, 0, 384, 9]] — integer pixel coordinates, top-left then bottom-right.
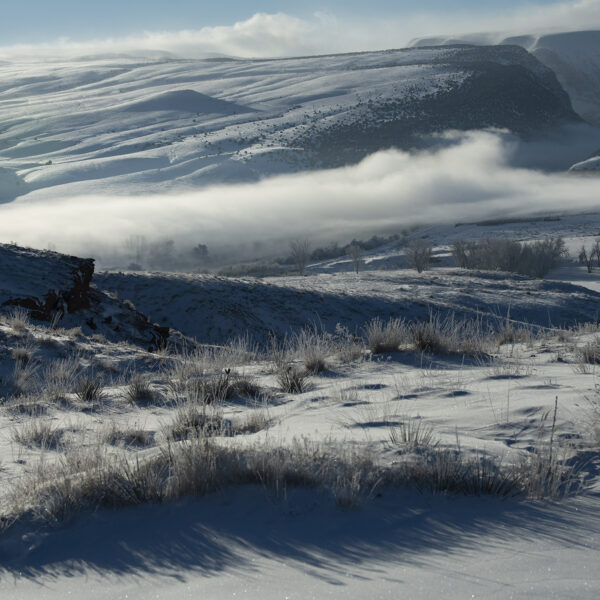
[[290, 45, 581, 168]]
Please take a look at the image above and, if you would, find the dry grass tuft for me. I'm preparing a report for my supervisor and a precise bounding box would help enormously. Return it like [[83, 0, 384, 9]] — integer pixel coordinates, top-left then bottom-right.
[[364, 317, 408, 354], [123, 373, 157, 404], [6, 307, 30, 333], [12, 419, 64, 449], [74, 376, 106, 407]]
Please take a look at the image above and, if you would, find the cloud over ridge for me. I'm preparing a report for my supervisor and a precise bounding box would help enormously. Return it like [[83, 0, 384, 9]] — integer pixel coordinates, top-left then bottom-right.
[[1, 2, 600, 60]]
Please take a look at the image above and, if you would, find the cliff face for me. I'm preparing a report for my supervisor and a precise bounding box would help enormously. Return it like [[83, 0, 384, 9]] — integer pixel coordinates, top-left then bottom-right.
[[0, 244, 170, 351]]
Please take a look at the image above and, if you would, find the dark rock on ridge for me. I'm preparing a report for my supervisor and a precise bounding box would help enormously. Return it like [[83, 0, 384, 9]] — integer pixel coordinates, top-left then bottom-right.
[[0, 244, 170, 350]]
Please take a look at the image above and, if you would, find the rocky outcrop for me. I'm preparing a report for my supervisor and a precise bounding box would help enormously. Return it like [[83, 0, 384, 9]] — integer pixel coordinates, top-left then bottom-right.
[[0, 244, 171, 350], [0, 244, 94, 320]]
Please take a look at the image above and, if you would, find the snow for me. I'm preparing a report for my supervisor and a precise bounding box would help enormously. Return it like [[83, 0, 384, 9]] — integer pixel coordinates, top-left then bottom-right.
[[411, 29, 600, 126], [0, 45, 543, 201], [1, 37, 600, 600], [2, 225, 600, 597], [1, 490, 599, 599]]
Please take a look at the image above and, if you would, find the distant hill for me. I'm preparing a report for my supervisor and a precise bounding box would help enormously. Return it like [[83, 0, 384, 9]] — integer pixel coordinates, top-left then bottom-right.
[[0, 44, 581, 200], [410, 30, 600, 126]]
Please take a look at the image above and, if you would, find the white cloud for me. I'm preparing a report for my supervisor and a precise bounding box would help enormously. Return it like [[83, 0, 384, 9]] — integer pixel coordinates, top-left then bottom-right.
[[1, 131, 599, 264], [1, 3, 600, 60]]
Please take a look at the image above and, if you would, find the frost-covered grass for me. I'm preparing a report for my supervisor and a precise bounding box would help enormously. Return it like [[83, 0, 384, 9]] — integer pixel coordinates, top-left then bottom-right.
[[0, 293, 596, 545]]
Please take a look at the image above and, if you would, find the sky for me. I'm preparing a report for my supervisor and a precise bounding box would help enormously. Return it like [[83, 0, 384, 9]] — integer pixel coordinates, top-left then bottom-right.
[[1, 1, 600, 58]]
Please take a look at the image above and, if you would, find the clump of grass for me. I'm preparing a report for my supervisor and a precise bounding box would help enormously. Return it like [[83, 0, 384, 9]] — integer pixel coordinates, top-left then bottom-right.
[[519, 397, 580, 499], [104, 423, 155, 448], [180, 371, 263, 405], [410, 313, 488, 357], [168, 404, 230, 440], [233, 404, 272, 434], [11, 419, 64, 449], [6, 307, 30, 333], [42, 356, 81, 404], [8, 359, 39, 398], [333, 323, 364, 363], [5, 397, 48, 416], [166, 337, 257, 386], [11, 346, 33, 367], [495, 321, 533, 346], [75, 376, 105, 406], [389, 417, 439, 451], [488, 356, 533, 379], [276, 364, 310, 394], [292, 326, 333, 373], [364, 317, 408, 354], [123, 373, 157, 404], [3, 420, 581, 535], [576, 338, 600, 365]]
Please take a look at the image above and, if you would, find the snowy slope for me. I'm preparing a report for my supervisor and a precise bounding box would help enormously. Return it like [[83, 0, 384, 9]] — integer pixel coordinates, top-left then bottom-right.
[[0, 45, 578, 203], [96, 268, 600, 347], [411, 29, 600, 126], [2, 268, 600, 599]]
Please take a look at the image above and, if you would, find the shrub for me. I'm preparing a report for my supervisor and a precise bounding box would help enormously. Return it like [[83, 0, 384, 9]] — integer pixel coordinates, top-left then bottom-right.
[[289, 239, 311, 275], [347, 244, 363, 274], [452, 236, 566, 278], [405, 239, 432, 273]]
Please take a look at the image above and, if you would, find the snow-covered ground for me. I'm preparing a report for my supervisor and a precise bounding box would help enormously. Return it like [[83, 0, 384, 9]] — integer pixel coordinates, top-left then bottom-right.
[[2, 225, 600, 597], [411, 29, 600, 127]]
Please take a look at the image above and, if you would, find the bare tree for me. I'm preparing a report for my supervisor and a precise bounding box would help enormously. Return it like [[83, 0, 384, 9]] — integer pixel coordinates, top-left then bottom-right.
[[347, 243, 363, 274], [579, 244, 597, 273], [405, 239, 432, 273], [594, 239, 600, 268], [124, 235, 147, 265], [289, 239, 310, 275]]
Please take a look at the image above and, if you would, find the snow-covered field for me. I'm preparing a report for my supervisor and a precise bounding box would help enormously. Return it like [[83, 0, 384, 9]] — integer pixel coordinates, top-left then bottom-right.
[[2, 221, 600, 597]]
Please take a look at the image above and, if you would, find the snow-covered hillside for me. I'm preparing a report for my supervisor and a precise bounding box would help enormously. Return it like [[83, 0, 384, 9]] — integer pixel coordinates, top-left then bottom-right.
[[0, 45, 579, 203], [2, 240, 600, 599], [411, 30, 600, 127]]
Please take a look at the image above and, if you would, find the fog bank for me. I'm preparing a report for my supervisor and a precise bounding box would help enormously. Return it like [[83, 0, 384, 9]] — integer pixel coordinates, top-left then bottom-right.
[[1, 131, 599, 266]]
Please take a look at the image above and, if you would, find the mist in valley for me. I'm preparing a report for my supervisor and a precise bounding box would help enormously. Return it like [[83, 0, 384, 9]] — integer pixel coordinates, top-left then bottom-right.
[[1, 129, 599, 270]]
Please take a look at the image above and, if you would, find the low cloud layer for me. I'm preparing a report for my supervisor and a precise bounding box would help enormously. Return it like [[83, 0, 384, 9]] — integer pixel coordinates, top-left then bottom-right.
[[1, 2, 600, 60], [1, 131, 599, 266]]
